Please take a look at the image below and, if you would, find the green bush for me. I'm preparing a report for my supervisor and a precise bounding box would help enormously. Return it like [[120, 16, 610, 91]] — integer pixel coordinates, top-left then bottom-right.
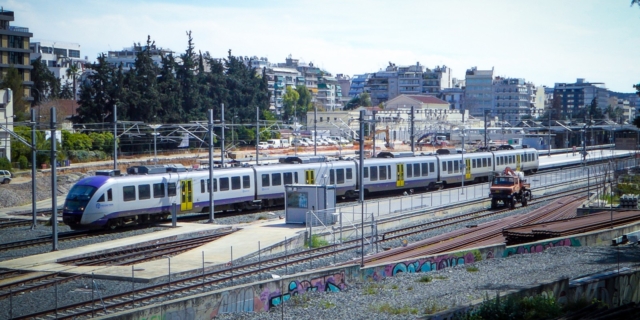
[[18, 155, 29, 170], [0, 157, 11, 171]]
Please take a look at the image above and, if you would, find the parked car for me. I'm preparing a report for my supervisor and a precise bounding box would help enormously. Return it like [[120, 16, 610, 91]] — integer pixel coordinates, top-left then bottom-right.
[[320, 137, 337, 145], [292, 139, 309, 147], [258, 142, 270, 150], [312, 138, 328, 146], [280, 139, 291, 148], [301, 138, 315, 146], [266, 139, 281, 149], [329, 136, 350, 145], [0, 170, 11, 184]]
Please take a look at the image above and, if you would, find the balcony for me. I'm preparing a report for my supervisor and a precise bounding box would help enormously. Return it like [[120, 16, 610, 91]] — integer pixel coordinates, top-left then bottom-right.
[[9, 26, 29, 33]]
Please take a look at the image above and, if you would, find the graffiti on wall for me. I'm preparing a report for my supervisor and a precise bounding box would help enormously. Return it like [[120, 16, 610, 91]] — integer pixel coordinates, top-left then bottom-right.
[[503, 238, 580, 257], [365, 249, 496, 282], [265, 271, 347, 309]]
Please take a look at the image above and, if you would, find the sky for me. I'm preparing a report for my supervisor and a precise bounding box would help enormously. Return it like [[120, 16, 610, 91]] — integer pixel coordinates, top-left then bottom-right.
[[10, 0, 640, 93]]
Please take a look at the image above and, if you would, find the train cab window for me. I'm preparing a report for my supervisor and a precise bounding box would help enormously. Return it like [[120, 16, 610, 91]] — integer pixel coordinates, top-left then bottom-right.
[[107, 189, 112, 201], [330, 169, 335, 184], [220, 177, 230, 191], [154, 183, 165, 198], [262, 174, 270, 187], [413, 163, 420, 177], [370, 166, 378, 181], [123, 186, 136, 201], [379, 166, 387, 181], [168, 183, 177, 197], [284, 172, 293, 185], [139, 184, 151, 200], [272, 173, 282, 186], [364, 167, 369, 178], [407, 164, 413, 178], [337, 169, 345, 184], [346, 168, 353, 180], [243, 175, 251, 189], [97, 194, 105, 202], [232, 176, 241, 190]]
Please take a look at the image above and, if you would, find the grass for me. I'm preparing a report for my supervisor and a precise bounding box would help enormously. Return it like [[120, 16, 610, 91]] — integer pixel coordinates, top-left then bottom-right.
[[391, 284, 398, 290], [407, 286, 413, 291], [306, 235, 329, 248], [290, 294, 311, 307], [424, 300, 446, 315], [433, 275, 448, 280], [319, 300, 335, 309], [417, 275, 432, 283], [466, 266, 479, 272], [373, 302, 419, 315], [363, 283, 384, 295], [256, 215, 268, 220]]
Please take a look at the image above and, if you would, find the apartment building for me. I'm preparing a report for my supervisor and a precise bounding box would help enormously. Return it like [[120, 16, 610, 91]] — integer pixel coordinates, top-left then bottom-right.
[[0, 89, 14, 161], [0, 9, 33, 101], [105, 43, 173, 71], [348, 73, 370, 97], [463, 67, 493, 118], [493, 77, 535, 124], [553, 78, 609, 119], [30, 41, 89, 100]]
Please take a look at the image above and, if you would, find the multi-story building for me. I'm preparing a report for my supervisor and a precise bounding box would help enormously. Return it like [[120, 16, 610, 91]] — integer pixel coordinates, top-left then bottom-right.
[[553, 78, 609, 119], [364, 65, 397, 105], [0, 89, 14, 161], [335, 74, 351, 106], [463, 67, 493, 118], [422, 65, 451, 94], [349, 73, 370, 97], [441, 87, 464, 111], [29, 41, 88, 99], [0, 9, 33, 101], [492, 77, 535, 124], [105, 43, 173, 71]]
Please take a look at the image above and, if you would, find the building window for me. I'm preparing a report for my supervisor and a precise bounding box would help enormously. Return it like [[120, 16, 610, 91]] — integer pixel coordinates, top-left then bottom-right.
[[69, 50, 80, 58], [54, 48, 68, 57]]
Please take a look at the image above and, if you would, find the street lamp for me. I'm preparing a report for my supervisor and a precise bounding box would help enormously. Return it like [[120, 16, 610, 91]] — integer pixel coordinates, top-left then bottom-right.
[[148, 124, 161, 165]]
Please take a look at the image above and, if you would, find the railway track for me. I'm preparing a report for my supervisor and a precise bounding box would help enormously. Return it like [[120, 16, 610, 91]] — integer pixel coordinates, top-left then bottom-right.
[[0, 219, 33, 229], [14, 182, 595, 319]]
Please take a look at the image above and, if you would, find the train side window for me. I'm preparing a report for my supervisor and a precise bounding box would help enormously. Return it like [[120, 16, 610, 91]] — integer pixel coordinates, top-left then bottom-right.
[[123, 186, 136, 201], [379, 166, 387, 180], [139, 184, 151, 200], [337, 169, 345, 184], [294, 172, 299, 183], [454, 160, 459, 173], [442, 162, 447, 172], [97, 194, 105, 202], [483, 158, 487, 167], [272, 173, 282, 186], [364, 167, 369, 178], [220, 177, 230, 191], [472, 159, 476, 168], [243, 175, 251, 189], [488, 158, 492, 166], [168, 183, 177, 197], [154, 183, 165, 198], [232, 176, 241, 190], [406, 164, 412, 178], [413, 163, 420, 177], [421, 163, 428, 176], [448, 161, 453, 173], [429, 162, 434, 174], [330, 169, 335, 184], [388, 165, 391, 179], [370, 166, 378, 181], [262, 174, 270, 187], [283, 172, 293, 185], [346, 168, 353, 180], [200, 179, 205, 193]]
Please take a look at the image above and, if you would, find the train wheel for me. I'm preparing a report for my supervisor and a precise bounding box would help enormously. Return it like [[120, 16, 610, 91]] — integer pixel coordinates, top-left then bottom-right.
[[107, 219, 119, 230], [234, 203, 246, 212]]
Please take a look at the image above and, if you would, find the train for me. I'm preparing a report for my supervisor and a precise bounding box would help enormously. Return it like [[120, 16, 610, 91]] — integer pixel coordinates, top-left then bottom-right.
[[62, 148, 540, 229]]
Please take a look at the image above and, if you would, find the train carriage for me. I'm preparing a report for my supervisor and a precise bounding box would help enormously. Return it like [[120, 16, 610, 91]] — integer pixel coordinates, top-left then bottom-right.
[[492, 148, 539, 174], [193, 167, 257, 212]]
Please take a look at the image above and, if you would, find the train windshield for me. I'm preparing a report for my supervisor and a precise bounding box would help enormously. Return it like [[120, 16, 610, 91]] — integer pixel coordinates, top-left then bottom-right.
[[64, 185, 98, 211]]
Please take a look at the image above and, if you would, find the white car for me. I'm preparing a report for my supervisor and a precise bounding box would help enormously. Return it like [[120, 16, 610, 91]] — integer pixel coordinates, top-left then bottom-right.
[[320, 137, 337, 145], [0, 170, 11, 184], [292, 139, 309, 147], [258, 142, 270, 150]]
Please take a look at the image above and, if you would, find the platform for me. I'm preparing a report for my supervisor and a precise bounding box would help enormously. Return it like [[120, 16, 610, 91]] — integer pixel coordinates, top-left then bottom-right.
[[0, 220, 304, 282]]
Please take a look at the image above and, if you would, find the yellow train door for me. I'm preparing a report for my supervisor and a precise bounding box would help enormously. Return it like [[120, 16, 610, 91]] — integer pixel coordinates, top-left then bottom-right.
[[180, 179, 193, 211], [465, 158, 471, 180], [396, 164, 405, 187], [516, 154, 521, 172], [305, 170, 315, 184]]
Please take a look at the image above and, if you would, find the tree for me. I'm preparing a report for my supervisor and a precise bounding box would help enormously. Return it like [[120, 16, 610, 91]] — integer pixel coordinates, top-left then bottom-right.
[[31, 57, 60, 105], [65, 62, 81, 101], [0, 66, 28, 120], [360, 92, 372, 107], [282, 86, 299, 122], [296, 85, 312, 114]]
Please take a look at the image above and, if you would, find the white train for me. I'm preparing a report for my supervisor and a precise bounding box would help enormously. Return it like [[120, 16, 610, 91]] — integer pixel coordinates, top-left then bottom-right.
[[63, 148, 540, 229]]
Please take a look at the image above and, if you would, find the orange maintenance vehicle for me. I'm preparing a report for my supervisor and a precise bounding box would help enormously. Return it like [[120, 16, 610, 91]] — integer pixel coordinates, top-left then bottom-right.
[[489, 167, 532, 209]]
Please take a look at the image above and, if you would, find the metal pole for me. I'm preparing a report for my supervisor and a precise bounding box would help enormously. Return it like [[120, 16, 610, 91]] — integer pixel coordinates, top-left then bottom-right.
[[168, 257, 171, 293], [31, 109, 37, 230], [410, 106, 415, 153], [202, 251, 205, 290], [484, 110, 488, 149], [153, 127, 157, 165], [256, 106, 259, 165], [285, 237, 288, 275], [91, 272, 95, 317], [372, 111, 376, 158], [548, 110, 551, 157], [113, 103, 117, 170], [258, 241, 261, 271], [51, 107, 58, 251], [131, 265, 135, 306], [314, 104, 317, 156], [461, 110, 465, 194], [221, 103, 225, 168], [230, 246, 233, 285], [208, 109, 215, 223], [359, 110, 365, 267]]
